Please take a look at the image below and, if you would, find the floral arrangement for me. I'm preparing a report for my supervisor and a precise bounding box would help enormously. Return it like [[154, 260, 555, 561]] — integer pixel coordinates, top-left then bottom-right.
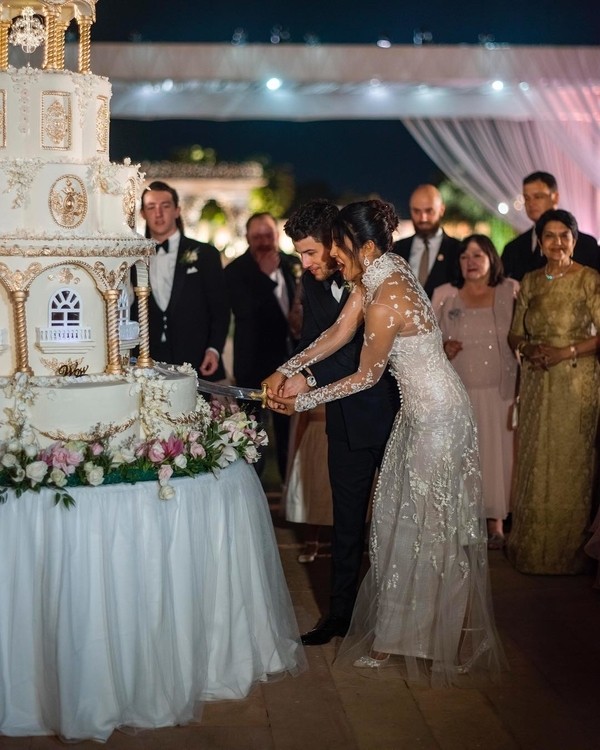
[[0, 391, 268, 509]]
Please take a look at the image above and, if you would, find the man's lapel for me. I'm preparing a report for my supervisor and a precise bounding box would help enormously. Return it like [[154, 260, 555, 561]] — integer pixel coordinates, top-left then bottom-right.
[[168, 236, 188, 312]]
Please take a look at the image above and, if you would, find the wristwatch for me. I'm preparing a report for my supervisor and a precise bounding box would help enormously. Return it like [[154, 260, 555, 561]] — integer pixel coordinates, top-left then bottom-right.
[[301, 368, 317, 388]]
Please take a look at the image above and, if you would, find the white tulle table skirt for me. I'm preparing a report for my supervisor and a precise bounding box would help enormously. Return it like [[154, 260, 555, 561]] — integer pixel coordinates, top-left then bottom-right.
[[0, 460, 304, 742]]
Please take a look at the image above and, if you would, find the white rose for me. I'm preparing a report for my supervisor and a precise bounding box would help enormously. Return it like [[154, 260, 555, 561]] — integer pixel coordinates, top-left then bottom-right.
[[85, 465, 104, 487], [110, 450, 125, 466], [217, 445, 238, 468], [24, 444, 38, 459], [50, 468, 68, 488], [174, 454, 187, 469], [13, 466, 25, 482], [25, 460, 48, 486], [2, 453, 18, 469], [7, 439, 20, 453], [244, 445, 259, 463], [121, 447, 136, 464], [159, 484, 176, 500]]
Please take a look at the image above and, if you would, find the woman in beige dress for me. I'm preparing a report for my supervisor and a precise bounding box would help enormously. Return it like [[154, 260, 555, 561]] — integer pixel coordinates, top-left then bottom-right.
[[283, 405, 333, 562], [432, 235, 518, 550]]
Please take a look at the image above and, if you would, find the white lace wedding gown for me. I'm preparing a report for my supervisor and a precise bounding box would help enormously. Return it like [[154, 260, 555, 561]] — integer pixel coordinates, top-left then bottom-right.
[[279, 253, 504, 686]]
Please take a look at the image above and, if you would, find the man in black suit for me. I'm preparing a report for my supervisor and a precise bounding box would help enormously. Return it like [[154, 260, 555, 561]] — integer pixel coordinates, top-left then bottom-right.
[[392, 184, 461, 298], [502, 171, 599, 281], [264, 200, 399, 645], [139, 180, 230, 380], [225, 212, 301, 480]]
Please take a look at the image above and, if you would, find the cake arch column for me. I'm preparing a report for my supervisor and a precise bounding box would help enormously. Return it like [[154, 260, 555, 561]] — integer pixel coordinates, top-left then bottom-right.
[[54, 11, 71, 71], [0, 20, 11, 70], [43, 7, 59, 70], [0, 262, 42, 377], [102, 288, 122, 374], [10, 290, 33, 376], [77, 16, 92, 73], [133, 285, 153, 369]]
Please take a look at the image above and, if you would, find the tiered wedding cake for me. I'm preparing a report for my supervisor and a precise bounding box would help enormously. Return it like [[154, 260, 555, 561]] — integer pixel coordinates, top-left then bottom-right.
[[0, 0, 199, 447]]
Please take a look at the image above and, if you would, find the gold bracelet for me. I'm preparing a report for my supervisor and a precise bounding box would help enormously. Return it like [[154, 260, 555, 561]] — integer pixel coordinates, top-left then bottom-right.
[[570, 344, 578, 368]]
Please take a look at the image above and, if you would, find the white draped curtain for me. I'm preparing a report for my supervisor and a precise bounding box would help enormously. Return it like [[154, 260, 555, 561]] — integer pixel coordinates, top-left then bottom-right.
[[403, 118, 600, 237], [63, 43, 600, 237]]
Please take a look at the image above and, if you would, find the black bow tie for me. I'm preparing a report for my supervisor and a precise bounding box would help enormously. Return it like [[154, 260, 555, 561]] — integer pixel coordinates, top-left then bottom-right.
[[156, 240, 169, 253], [324, 270, 343, 290]]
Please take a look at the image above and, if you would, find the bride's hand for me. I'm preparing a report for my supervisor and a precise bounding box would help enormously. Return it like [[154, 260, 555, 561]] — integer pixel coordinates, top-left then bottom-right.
[[267, 389, 297, 416]]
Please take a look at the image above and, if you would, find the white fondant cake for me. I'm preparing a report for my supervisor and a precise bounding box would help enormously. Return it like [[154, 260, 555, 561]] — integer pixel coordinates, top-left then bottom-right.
[[0, 2, 200, 447]]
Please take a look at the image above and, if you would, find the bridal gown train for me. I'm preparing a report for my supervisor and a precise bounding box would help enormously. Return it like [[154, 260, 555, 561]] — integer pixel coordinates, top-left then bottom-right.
[[280, 252, 504, 686]]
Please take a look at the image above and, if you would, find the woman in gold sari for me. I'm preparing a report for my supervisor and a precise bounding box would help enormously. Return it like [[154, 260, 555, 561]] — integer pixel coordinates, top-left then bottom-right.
[[508, 209, 600, 574]]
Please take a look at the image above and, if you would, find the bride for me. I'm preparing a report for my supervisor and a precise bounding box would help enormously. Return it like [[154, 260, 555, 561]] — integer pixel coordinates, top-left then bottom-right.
[[267, 199, 504, 686]]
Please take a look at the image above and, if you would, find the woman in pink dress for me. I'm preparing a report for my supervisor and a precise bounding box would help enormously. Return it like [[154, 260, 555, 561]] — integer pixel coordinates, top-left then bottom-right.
[[432, 235, 519, 549]]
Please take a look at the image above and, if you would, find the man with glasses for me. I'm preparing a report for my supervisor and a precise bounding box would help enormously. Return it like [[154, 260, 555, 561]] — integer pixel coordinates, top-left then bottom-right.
[[502, 171, 599, 281]]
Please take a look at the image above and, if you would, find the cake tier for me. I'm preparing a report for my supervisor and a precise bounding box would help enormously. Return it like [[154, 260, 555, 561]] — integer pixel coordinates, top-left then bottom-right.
[[0, 68, 111, 161], [0, 365, 201, 448], [0, 160, 144, 237]]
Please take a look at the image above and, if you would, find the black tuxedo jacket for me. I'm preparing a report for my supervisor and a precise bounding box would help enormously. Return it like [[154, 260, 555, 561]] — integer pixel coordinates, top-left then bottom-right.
[[225, 250, 300, 387], [502, 228, 600, 281], [298, 271, 399, 452], [136, 235, 230, 381], [392, 232, 462, 298]]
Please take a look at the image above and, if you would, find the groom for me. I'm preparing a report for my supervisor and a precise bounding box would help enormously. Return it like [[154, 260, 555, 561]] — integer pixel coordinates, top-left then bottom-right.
[[265, 200, 398, 645]]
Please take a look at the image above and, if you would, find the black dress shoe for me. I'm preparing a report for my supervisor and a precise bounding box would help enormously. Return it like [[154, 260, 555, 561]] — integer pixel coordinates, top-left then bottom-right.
[[301, 615, 350, 646]]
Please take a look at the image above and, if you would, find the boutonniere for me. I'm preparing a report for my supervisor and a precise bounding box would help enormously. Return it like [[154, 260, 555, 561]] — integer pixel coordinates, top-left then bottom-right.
[[437, 253, 444, 262], [344, 281, 355, 292], [180, 249, 198, 265]]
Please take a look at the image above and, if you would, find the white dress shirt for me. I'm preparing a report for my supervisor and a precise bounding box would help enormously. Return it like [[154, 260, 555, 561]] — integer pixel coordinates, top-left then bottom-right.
[[331, 278, 344, 303], [149, 230, 180, 312], [269, 267, 290, 318]]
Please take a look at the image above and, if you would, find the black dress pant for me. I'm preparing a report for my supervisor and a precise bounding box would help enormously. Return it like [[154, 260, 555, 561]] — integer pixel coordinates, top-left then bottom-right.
[[327, 438, 386, 621]]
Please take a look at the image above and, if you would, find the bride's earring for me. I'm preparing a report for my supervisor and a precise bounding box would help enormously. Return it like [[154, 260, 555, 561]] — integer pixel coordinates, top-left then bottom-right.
[[363, 257, 370, 267]]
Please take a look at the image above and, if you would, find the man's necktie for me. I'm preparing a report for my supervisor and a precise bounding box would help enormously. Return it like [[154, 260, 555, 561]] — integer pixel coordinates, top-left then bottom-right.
[[418, 238, 430, 286]]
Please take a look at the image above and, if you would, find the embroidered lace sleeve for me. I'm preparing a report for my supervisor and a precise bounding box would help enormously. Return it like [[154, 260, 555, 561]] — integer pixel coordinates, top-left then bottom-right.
[[295, 254, 436, 411], [277, 286, 364, 377]]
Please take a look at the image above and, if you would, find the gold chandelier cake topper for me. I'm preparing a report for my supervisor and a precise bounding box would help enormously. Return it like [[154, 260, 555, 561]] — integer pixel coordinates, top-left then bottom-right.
[[0, 1, 98, 72]]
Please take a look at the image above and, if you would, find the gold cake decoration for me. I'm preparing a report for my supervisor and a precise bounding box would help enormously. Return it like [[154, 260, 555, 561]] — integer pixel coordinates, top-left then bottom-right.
[[48, 174, 87, 228], [96, 95, 108, 152], [123, 178, 137, 229], [40, 355, 89, 377], [42, 91, 72, 149], [0, 90, 5, 148]]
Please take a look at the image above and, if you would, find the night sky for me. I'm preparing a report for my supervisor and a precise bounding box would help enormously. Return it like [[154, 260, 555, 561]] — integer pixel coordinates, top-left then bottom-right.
[[95, 0, 598, 216]]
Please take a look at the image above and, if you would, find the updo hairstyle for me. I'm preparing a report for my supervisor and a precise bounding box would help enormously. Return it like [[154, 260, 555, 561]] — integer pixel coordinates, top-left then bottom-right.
[[332, 199, 399, 258]]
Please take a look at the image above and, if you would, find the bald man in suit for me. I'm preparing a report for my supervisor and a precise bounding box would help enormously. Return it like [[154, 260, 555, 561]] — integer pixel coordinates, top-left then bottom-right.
[[392, 184, 461, 298]]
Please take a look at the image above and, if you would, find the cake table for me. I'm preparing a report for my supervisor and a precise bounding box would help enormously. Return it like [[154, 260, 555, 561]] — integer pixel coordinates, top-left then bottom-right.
[[0, 460, 304, 742]]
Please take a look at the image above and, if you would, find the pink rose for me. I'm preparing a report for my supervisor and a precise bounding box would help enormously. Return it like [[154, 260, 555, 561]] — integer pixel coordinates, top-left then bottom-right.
[[190, 442, 206, 459], [147, 442, 166, 463], [158, 464, 173, 484], [90, 443, 104, 456]]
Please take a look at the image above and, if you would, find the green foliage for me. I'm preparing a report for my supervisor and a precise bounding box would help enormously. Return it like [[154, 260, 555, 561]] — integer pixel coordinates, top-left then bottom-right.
[[249, 163, 295, 218], [438, 179, 517, 249], [170, 144, 217, 165]]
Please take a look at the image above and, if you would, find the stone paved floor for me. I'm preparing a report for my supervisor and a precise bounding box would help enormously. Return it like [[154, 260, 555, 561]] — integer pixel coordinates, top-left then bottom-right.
[[2, 499, 600, 750]]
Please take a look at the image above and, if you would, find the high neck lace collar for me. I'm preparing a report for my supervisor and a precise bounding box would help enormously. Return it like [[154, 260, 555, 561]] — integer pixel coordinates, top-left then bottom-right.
[[362, 252, 394, 294]]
